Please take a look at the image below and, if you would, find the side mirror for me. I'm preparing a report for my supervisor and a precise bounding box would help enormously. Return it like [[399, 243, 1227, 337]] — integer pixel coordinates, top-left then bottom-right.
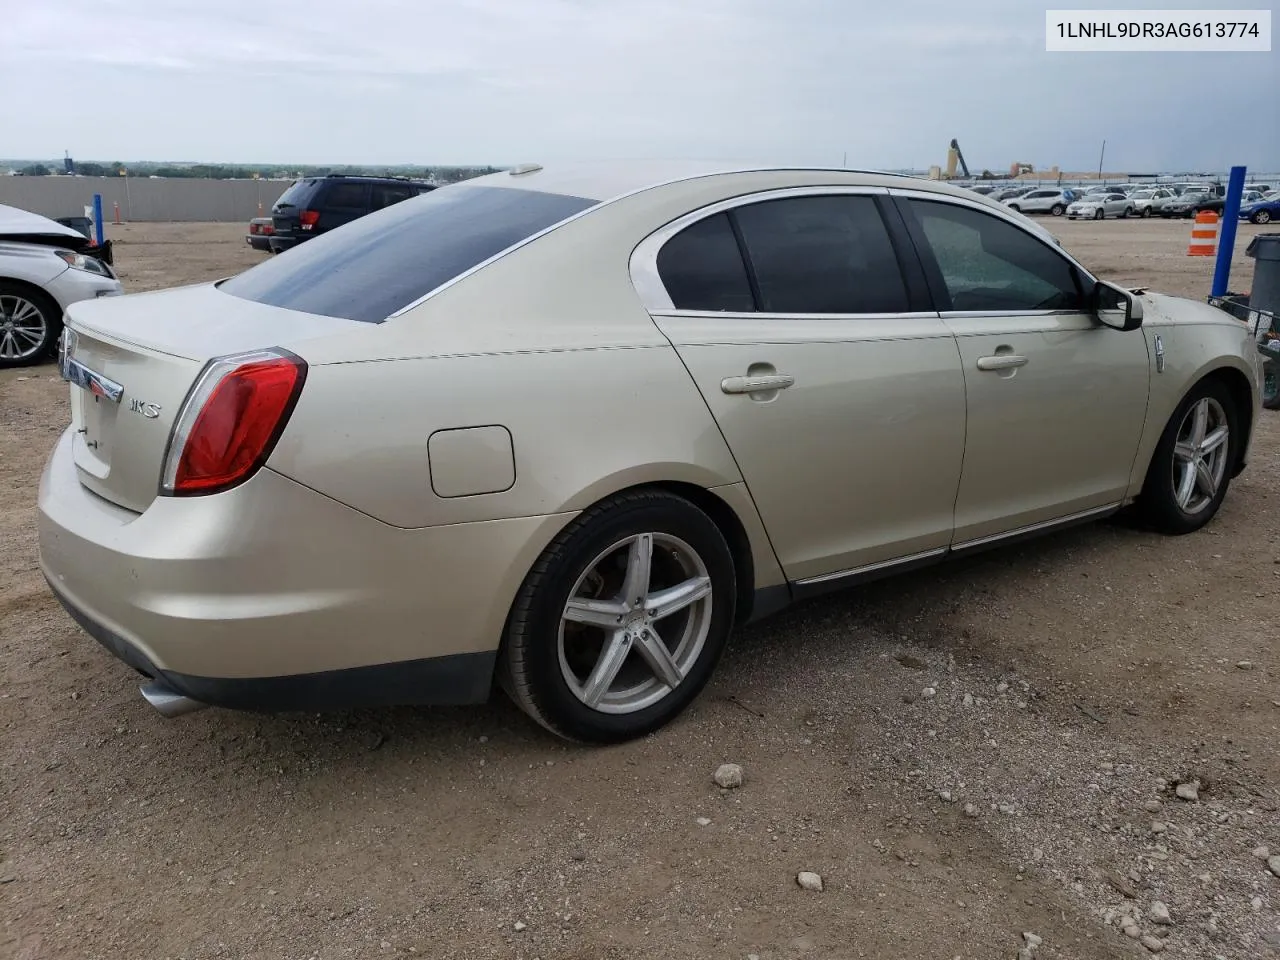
[[1092, 280, 1144, 331]]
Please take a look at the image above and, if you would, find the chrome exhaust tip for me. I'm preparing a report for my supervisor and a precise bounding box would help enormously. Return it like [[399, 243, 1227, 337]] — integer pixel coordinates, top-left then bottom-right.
[[139, 680, 207, 718]]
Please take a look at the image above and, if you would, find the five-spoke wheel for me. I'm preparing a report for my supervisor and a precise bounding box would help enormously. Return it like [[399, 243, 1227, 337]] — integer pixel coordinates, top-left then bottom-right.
[[1141, 379, 1238, 534], [501, 490, 735, 743]]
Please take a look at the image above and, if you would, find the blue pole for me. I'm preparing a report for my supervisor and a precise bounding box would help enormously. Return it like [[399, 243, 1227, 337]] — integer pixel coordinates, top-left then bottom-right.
[[1211, 166, 1246, 297], [92, 193, 104, 246]]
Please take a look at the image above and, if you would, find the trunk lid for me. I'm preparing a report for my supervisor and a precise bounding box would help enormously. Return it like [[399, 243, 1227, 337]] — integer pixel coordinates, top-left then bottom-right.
[[61, 283, 357, 513]]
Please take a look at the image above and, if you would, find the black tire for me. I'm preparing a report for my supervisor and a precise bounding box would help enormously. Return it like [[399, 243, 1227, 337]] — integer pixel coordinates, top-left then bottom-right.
[[1050, 204, 1065, 216], [1008, 204, 1021, 213], [1124, 207, 1135, 218], [1139, 379, 1239, 535], [0, 281, 62, 369], [1263, 358, 1280, 411], [1141, 206, 1152, 218], [499, 489, 737, 743], [1094, 208, 1105, 220], [1254, 210, 1272, 225]]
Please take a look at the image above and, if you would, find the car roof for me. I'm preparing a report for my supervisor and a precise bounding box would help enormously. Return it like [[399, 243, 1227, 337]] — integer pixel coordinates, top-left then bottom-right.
[[0, 203, 86, 240], [465, 160, 1000, 206]]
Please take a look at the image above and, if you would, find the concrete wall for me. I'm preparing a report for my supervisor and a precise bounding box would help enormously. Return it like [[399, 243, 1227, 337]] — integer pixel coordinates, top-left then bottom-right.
[[0, 176, 293, 222]]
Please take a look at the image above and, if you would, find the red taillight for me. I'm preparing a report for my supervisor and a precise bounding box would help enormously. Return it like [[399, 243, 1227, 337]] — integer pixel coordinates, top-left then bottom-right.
[[161, 350, 307, 497], [299, 209, 320, 230], [262, 223, 274, 235], [249, 222, 259, 234]]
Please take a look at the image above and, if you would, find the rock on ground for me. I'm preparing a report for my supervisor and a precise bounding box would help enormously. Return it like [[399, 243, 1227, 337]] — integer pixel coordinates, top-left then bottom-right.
[[713, 763, 744, 789], [796, 871, 823, 892]]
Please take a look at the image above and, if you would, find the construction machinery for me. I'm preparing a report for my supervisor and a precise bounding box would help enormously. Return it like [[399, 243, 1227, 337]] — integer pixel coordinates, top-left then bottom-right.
[[945, 139, 970, 179]]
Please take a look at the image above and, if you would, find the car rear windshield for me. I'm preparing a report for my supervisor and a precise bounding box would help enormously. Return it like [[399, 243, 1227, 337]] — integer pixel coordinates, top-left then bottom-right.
[[221, 185, 598, 323], [272, 179, 318, 209]]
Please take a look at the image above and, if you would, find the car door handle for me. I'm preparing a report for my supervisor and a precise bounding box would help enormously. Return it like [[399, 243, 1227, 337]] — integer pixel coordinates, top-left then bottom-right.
[[976, 355, 1028, 371], [720, 374, 795, 395]]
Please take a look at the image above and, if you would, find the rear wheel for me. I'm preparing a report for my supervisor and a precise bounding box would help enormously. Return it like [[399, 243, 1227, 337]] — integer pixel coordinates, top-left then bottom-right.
[[1254, 210, 1272, 225], [1141, 206, 1152, 218], [1139, 380, 1238, 534], [500, 490, 736, 743], [1050, 204, 1065, 216], [0, 282, 62, 369]]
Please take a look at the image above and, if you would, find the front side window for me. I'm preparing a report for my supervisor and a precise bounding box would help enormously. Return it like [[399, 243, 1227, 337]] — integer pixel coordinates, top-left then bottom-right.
[[733, 195, 909, 314], [907, 199, 1084, 312]]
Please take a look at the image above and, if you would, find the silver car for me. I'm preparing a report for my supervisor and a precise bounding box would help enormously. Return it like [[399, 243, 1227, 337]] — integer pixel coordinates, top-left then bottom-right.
[[0, 204, 123, 367], [1067, 193, 1135, 220]]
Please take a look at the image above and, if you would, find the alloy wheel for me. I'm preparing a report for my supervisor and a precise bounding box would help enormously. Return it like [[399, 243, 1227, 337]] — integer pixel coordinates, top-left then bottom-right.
[[558, 532, 713, 714], [1172, 397, 1230, 515], [0, 294, 47, 362]]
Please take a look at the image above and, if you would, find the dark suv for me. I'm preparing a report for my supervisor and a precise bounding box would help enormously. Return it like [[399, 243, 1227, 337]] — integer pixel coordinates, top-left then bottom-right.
[[268, 175, 435, 253]]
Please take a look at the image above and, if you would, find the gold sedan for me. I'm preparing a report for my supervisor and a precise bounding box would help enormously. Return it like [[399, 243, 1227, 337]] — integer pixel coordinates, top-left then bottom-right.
[[38, 163, 1262, 742]]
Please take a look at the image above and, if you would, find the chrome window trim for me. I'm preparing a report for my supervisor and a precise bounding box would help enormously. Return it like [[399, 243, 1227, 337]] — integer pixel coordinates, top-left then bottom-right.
[[886, 186, 1100, 288], [940, 309, 1089, 319], [650, 309, 939, 322], [629, 185, 892, 314]]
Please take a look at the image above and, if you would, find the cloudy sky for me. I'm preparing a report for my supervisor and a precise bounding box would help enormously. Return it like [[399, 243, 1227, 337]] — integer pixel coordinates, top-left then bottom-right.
[[2, 0, 1275, 172]]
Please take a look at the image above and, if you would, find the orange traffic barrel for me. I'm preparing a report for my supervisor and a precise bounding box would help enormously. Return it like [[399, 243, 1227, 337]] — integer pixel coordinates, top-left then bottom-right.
[[1187, 211, 1219, 257]]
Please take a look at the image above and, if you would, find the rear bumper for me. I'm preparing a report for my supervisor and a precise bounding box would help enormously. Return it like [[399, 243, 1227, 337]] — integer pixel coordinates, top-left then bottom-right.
[[245, 235, 272, 251], [45, 576, 496, 710], [38, 428, 574, 709], [268, 235, 303, 252]]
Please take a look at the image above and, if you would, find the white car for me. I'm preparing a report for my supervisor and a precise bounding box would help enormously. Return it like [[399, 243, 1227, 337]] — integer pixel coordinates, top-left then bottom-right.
[[1003, 188, 1073, 217], [1067, 193, 1135, 220], [0, 204, 123, 367]]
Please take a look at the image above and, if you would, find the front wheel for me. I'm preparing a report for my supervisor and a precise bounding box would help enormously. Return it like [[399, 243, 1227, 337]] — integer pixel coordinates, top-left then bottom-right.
[[499, 490, 736, 743], [1094, 208, 1105, 220], [0, 282, 62, 369], [1141, 206, 1152, 218], [1050, 204, 1065, 216], [1139, 380, 1238, 534]]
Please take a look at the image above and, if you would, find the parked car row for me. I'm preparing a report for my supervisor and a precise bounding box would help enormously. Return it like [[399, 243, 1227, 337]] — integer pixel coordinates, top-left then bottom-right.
[[966, 180, 1275, 220]]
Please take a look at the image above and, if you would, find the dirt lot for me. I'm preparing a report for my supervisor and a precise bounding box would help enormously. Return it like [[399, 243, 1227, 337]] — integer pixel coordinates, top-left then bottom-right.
[[2, 218, 1278, 960]]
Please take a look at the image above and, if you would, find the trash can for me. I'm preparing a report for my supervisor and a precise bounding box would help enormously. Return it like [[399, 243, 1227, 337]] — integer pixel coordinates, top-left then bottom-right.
[[1245, 233, 1280, 316]]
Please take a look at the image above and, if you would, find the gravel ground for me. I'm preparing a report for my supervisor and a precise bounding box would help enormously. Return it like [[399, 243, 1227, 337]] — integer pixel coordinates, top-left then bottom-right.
[[1, 217, 1277, 960]]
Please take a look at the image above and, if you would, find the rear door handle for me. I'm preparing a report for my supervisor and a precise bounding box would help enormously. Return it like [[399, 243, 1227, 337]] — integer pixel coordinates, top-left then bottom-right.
[[976, 355, 1028, 371], [720, 374, 795, 395]]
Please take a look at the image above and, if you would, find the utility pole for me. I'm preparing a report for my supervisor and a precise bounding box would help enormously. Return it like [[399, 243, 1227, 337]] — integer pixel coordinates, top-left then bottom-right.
[[1097, 139, 1106, 178]]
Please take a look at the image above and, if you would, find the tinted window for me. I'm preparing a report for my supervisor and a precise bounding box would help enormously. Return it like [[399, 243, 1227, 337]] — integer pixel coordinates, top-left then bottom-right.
[[221, 185, 597, 323], [657, 213, 754, 312], [324, 182, 367, 209], [733, 195, 908, 314], [273, 179, 317, 210], [908, 199, 1084, 312], [371, 183, 415, 209]]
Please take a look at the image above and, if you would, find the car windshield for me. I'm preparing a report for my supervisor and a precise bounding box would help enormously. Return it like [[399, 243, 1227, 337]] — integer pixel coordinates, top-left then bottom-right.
[[1133, 191, 1155, 198], [221, 185, 598, 323]]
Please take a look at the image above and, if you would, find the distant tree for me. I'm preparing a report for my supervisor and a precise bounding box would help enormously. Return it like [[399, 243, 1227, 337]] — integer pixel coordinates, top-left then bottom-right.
[[19, 163, 51, 176], [76, 162, 108, 176], [110, 161, 125, 175]]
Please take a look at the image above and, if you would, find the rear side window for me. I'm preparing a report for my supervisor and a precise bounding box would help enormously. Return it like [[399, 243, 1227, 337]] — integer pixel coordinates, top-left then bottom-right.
[[733, 195, 909, 314], [323, 182, 368, 209], [907, 199, 1084, 312], [220, 185, 597, 323], [656, 213, 754, 312]]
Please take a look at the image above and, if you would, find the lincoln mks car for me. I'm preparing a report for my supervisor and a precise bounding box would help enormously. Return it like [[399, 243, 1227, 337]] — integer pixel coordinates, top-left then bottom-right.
[[38, 162, 1262, 742]]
